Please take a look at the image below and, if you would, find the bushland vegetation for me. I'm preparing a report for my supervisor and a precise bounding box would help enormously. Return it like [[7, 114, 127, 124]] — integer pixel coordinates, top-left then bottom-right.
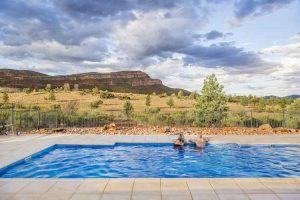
[[0, 75, 299, 129]]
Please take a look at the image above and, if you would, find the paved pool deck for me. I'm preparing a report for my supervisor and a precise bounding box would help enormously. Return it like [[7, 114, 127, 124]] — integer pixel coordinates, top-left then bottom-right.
[[0, 134, 300, 200]]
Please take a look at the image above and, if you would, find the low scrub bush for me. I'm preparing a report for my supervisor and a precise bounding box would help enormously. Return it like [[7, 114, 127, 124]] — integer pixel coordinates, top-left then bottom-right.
[[62, 101, 79, 115], [99, 90, 115, 99], [118, 95, 130, 100], [159, 93, 167, 98], [90, 100, 103, 109]]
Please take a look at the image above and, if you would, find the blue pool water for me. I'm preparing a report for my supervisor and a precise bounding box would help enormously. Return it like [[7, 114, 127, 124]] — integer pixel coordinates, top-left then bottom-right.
[[0, 143, 299, 178]]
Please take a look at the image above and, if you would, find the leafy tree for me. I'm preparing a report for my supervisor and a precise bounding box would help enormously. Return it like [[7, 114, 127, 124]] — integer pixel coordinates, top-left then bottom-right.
[[145, 94, 151, 107], [48, 90, 56, 101], [251, 96, 259, 107], [279, 98, 288, 110], [123, 100, 134, 119], [193, 74, 228, 127], [23, 88, 32, 94], [189, 91, 198, 100], [240, 96, 249, 106], [177, 90, 184, 98], [2, 92, 9, 103], [256, 98, 266, 111], [287, 98, 300, 112], [92, 87, 99, 95], [269, 97, 277, 109], [166, 96, 174, 108]]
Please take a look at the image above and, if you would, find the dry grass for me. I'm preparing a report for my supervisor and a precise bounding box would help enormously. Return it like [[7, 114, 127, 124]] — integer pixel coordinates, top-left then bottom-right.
[[5, 91, 196, 114], [3, 91, 260, 114]]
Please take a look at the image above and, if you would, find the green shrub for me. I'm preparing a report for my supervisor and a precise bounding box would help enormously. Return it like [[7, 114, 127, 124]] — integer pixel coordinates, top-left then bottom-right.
[[189, 92, 198, 100], [222, 111, 250, 127], [63, 101, 79, 114], [166, 97, 174, 108], [118, 95, 130, 100], [123, 101, 134, 119], [23, 88, 32, 94], [177, 90, 184, 99], [144, 107, 160, 114], [90, 100, 103, 109], [99, 90, 115, 99], [51, 104, 61, 111], [92, 87, 99, 95], [145, 95, 151, 107], [48, 90, 56, 101], [15, 103, 26, 109], [285, 115, 300, 129], [2, 92, 9, 103]]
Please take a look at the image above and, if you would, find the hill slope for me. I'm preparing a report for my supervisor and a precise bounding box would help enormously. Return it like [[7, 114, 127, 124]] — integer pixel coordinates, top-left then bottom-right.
[[0, 69, 189, 94]]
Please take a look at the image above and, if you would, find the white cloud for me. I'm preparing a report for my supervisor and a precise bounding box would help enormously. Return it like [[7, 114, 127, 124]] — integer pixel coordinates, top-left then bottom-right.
[[113, 8, 205, 59]]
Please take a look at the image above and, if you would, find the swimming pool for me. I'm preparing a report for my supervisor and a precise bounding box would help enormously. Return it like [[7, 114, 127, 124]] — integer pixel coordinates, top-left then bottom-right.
[[0, 143, 299, 178]]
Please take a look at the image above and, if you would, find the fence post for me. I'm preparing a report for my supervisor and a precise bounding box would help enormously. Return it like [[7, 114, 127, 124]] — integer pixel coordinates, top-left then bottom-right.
[[10, 107, 14, 133], [37, 110, 40, 129], [282, 111, 286, 128], [55, 110, 58, 128], [250, 110, 253, 128]]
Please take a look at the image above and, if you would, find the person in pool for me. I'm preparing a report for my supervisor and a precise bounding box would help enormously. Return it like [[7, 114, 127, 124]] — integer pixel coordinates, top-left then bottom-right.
[[173, 133, 186, 146], [190, 134, 208, 148]]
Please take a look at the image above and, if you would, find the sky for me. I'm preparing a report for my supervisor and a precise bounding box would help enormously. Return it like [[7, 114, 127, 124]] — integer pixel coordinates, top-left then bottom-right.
[[0, 0, 299, 96]]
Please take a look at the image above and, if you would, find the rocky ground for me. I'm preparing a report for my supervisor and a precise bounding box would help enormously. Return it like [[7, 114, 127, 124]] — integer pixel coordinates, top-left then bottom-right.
[[28, 123, 299, 135]]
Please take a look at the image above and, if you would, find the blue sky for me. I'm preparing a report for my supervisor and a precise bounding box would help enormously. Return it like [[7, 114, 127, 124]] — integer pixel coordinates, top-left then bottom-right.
[[0, 0, 299, 96]]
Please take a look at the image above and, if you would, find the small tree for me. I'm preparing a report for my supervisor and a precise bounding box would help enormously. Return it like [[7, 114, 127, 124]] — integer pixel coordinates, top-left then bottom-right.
[[48, 90, 56, 101], [145, 94, 151, 107], [177, 90, 184, 99], [287, 98, 300, 112], [63, 83, 70, 92], [45, 84, 52, 92], [257, 98, 266, 111], [123, 100, 134, 119], [278, 98, 290, 110], [193, 74, 228, 127], [189, 91, 198, 100], [240, 96, 248, 106], [2, 92, 9, 103], [167, 96, 174, 108], [251, 96, 259, 107], [92, 87, 99, 95], [23, 88, 32, 94]]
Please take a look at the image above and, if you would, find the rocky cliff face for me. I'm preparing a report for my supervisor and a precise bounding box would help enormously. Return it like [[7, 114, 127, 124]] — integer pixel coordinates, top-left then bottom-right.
[[0, 69, 188, 94]]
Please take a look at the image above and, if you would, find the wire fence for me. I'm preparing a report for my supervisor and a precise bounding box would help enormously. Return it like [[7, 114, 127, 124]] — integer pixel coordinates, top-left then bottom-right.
[[0, 108, 299, 133], [0, 108, 137, 133]]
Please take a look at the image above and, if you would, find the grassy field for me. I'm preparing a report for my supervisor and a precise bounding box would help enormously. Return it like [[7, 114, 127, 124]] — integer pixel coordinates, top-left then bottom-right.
[[3, 91, 249, 114]]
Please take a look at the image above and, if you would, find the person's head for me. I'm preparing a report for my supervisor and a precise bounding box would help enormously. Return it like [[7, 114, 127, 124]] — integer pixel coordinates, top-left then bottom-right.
[[198, 133, 202, 138], [178, 133, 184, 140]]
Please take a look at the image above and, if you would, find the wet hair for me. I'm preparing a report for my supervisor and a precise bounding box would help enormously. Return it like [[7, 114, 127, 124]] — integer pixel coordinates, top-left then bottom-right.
[[178, 133, 185, 142]]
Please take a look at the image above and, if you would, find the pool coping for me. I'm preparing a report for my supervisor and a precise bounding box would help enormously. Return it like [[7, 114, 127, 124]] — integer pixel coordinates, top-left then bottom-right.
[[1, 135, 300, 199]]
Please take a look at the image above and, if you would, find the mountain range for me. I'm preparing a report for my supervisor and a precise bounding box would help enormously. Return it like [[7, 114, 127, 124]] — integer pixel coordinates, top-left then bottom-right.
[[264, 95, 300, 99], [0, 69, 189, 94]]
